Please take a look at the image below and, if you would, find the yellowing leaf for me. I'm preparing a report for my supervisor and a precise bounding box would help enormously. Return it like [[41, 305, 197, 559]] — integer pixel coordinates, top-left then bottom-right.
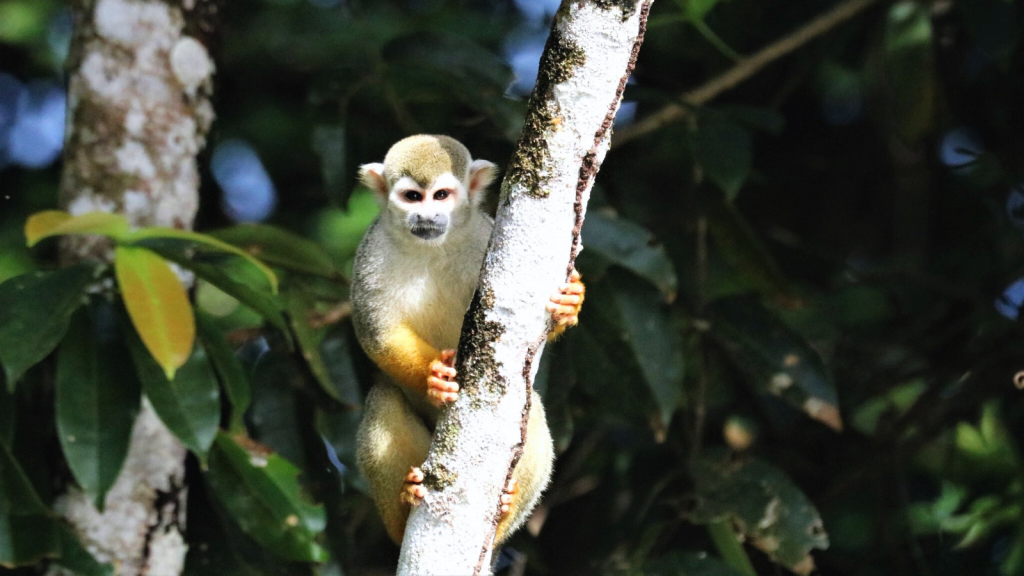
[[114, 246, 195, 379], [126, 228, 279, 294], [25, 211, 130, 247]]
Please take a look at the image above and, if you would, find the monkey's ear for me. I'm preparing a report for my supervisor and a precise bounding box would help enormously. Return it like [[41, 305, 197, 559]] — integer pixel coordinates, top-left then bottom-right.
[[467, 159, 497, 204], [359, 163, 388, 199]]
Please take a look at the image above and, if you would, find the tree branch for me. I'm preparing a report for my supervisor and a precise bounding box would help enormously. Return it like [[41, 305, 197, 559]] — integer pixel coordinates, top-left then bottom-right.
[[51, 0, 216, 573], [395, 2, 653, 574], [612, 0, 881, 147]]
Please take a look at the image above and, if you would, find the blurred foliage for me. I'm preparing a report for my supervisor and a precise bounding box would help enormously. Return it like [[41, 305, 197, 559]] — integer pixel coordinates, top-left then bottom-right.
[[2, 0, 1024, 575]]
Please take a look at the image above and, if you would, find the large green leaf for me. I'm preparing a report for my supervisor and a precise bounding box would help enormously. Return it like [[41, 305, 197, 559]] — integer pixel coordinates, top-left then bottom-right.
[[689, 452, 829, 575], [0, 441, 58, 568], [196, 312, 251, 433], [126, 228, 279, 294], [124, 322, 220, 457], [703, 196, 794, 303], [55, 526, 113, 576], [205, 432, 328, 563], [0, 514, 58, 568], [582, 210, 678, 301], [147, 244, 287, 332], [56, 305, 141, 510], [284, 290, 349, 405], [608, 269, 685, 428], [693, 112, 753, 201], [115, 246, 196, 380], [0, 264, 97, 387], [210, 225, 341, 279], [706, 294, 841, 431]]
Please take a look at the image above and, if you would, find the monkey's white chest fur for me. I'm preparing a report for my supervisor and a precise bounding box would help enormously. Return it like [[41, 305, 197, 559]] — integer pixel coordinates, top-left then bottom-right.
[[353, 215, 492, 352]]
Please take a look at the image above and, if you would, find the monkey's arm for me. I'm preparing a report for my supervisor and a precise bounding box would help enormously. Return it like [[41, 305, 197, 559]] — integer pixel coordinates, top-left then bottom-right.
[[366, 323, 457, 405]]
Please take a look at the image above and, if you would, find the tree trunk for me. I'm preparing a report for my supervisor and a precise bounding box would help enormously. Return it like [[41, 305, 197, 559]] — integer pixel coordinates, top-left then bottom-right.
[[396, 2, 653, 574], [51, 1, 215, 574]]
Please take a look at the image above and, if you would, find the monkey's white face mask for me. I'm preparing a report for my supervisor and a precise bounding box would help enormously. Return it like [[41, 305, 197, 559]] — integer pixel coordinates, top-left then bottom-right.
[[360, 160, 496, 247]]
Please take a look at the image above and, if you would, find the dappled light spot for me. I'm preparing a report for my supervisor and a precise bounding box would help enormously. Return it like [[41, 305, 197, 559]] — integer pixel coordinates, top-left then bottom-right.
[[938, 126, 984, 169], [212, 139, 278, 223], [0, 76, 65, 169], [994, 278, 1024, 321]]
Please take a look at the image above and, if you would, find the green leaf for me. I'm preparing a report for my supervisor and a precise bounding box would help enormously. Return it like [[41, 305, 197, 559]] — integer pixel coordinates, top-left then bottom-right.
[[284, 290, 349, 405], [645, 550, 747, 576], [693, 112, 753, 201], [0, 264, 97, 386], [55, 526, 113, 576], [210, 225, 341, 279], [582, 210, 678, 301], [0, 440, 59, 568], [115, 246, 195, 380], [146, 244, 287, 332], [56, 304, 141, 509], [0, 514, 59, 568], [196, 312, 251, 433], [126, 228, 279, 294], [0, 440, 49, 516], [703, 196, 794, 302], [125, 321, 220, 457], [318, 322, 365, 409], [609, 269, 685, 428], [205, 432, 328, 563], [676, 0, 723, 22], [24, 210, 130, 247], [690, 451, 829, 574], [706, 294, 842, 431]]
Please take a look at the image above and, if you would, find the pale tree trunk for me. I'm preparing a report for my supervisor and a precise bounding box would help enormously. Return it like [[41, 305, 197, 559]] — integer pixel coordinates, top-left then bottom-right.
[[50, 1, 216, 574], [396, 2, 653, 574]]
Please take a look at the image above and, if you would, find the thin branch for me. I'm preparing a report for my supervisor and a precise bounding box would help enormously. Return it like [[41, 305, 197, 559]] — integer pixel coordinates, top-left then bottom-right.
[[613, 0, 882, 147]]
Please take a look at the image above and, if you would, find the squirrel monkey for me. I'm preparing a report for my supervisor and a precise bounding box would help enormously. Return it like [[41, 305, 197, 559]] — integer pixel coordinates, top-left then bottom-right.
[[351, 135, 584, 546]]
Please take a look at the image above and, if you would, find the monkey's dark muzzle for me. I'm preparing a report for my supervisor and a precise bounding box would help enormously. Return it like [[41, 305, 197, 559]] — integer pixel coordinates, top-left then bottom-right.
[[409, 215, 448, 240], [410, 225, 446, 240]]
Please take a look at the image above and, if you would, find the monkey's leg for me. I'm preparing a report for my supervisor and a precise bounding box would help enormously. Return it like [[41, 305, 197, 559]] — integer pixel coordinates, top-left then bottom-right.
[[547, 270, 585, 340], [356, 381, 433, 544], [494, 391, 555, 545]]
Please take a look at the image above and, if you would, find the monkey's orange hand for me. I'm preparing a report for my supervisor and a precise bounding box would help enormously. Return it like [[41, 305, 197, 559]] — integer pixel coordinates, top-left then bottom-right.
[[547, 270, 584, 340], [401, 466, 426, 507], [426, 349, 458, 406]]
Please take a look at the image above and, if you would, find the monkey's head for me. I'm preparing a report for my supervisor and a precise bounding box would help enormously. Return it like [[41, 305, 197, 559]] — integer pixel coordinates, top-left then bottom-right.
[[359, 135, 496, 245]]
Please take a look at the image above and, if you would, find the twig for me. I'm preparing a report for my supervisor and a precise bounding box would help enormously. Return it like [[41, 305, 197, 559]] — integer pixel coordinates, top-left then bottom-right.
[[613, 0, 882, 147], [308, 300, 352, 329]]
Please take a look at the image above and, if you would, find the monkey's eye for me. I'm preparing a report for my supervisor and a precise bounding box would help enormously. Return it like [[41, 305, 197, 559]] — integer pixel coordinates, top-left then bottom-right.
[[433, 190, 451, 201], [403, 191, 423, 202]]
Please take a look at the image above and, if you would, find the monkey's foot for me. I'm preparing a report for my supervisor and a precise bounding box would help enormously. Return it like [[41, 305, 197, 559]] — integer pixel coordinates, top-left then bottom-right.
[[547, 270, 585, 334], [427, 349, 458, 406], [499, 478, 519, 518], [400, 466, 426, 507]]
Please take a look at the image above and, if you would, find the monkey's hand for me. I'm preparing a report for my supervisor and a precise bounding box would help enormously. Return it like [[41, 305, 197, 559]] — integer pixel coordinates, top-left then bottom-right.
[[400, 466, 426, 507], [427, 349, 458, 406], [547, 269, 585, 340]]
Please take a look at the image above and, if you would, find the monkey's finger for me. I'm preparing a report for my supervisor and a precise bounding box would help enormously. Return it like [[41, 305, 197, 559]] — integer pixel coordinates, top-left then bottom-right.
[[547, 303, 579, 317], [428, 376, 459, 393], [429, 361, 457, 380], [406, 467, 425, 483], [549, 294, 582, 306], [558, 282, 585, 295], [504, 479, 519, 495], [569, 269, 581, 282], [440, 349, 457, 365]]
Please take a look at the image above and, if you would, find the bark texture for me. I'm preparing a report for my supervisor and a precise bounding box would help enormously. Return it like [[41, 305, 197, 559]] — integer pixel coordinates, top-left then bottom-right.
[[52, 1, 216, 574], [396, 2, 652, 574]]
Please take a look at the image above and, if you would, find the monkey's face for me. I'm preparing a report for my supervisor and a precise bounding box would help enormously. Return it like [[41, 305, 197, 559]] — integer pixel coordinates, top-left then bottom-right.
[[385, 173, 469, 244]]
